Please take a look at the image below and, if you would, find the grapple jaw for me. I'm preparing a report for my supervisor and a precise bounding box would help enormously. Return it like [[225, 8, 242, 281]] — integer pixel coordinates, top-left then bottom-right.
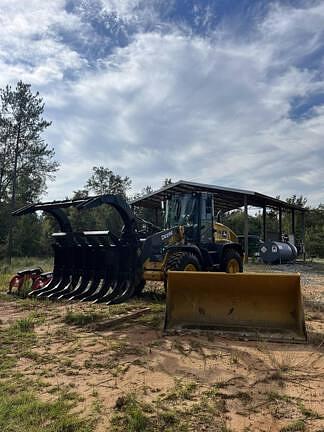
[[13, 194, 141, 304]]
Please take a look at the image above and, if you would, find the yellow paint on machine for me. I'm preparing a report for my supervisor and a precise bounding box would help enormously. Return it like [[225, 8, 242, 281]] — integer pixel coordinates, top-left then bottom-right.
[[143, 270, 164, 281], [165, 272, 307, 343]]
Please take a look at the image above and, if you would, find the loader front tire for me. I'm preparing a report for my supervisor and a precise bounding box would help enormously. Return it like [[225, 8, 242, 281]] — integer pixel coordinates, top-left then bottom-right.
[[220, 249, 243, 273], [166, 252, 201, 273], [164, 252, 201, 290]]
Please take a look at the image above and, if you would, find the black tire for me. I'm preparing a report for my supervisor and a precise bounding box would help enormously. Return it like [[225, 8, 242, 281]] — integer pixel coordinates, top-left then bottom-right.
[[164, 252, 201, 290], [220, 248, 243, 273]]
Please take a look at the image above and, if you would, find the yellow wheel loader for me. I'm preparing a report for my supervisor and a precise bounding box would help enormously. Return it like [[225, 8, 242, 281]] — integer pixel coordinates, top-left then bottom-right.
[[138, 191, 244, 288], [12, 187, 307, 343]]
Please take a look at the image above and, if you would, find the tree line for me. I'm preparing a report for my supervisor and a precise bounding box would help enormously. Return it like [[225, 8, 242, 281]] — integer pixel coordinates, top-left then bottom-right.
[[0, 82, 323, 260]]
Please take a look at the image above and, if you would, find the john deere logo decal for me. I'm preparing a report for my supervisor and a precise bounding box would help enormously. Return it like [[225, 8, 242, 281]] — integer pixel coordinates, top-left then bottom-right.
[[161, 231, 173, 241]]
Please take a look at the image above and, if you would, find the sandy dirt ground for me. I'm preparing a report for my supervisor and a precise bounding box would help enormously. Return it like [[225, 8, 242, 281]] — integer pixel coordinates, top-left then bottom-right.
[[0, 262, 323, 431]]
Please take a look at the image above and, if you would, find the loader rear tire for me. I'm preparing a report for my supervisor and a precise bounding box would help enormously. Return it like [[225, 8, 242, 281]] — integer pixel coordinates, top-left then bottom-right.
[[164, 252, 201, 290], [220, 249, 243, 273]]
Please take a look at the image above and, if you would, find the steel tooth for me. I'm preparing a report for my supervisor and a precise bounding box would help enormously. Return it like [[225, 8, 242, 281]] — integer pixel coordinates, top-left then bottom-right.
[[84, 279, 111, 302], [92, 280, 119, 304], [28, 275, 59, 297], [106, 279, 131, 304], [60, 276, 89, 300], [34, 276, 63, 298], [79, 279, 105, 302], [103, 280, 126, 305], [79, 259, 116, 302], [73, 277, 101, 301], [107, 280, 136, 305], [48, 274, 81, 299], [37, 276, 70, 299], [47, 280, 73, 299]]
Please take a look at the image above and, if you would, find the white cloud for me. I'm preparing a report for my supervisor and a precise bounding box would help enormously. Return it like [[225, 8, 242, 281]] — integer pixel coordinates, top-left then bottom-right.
[[0, 0, 84, 87], [0, 0, 324, 206]]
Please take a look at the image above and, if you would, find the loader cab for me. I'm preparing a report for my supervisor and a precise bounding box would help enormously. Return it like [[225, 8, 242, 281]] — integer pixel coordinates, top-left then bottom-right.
[[164, 192, 214, 244]]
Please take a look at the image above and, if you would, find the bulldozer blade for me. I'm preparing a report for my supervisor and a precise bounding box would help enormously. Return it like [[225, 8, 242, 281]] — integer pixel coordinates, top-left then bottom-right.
[[165, 272, 307, 343]]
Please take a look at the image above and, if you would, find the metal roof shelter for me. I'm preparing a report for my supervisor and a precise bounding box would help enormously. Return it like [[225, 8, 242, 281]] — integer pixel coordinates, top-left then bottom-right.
[[131, 180, 306, 262]]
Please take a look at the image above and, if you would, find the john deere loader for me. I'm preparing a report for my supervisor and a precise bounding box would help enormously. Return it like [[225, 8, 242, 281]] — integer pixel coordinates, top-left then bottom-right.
[[10, 187, 306, 342]]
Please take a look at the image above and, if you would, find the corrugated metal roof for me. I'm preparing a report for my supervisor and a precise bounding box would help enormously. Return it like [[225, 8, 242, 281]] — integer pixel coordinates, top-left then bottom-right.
[[130, 180, 305, 212]]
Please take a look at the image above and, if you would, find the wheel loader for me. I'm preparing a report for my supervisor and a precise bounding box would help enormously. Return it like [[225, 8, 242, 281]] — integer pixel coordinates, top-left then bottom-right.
[[10, 188, 307, 343]]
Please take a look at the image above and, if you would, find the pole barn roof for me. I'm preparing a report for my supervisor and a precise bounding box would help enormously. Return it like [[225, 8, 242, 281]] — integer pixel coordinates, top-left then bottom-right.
[[131, 180, 305, 212]]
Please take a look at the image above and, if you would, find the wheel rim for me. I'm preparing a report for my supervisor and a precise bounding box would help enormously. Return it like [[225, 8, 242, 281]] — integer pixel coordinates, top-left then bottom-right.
[[226, 259, 240, 273], [184, 263, 197, 271]]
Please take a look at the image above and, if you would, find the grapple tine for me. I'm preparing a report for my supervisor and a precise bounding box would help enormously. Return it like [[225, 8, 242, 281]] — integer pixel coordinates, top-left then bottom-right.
[[84, 277, 109, 302], [79, 233, 121, 302], [60, 235, 93, 300], [107, 279, 136, 305], [28, 275, 58, 297], [93, 280, 120, 304], [48, 234, 85, 299], [50, 274, 80, 299], [36, 277, 68, 298], [79, 278, 102, 302], [37, 232, 76, 300], [28, 242, 64, 297], [72, 234, 105, 301]]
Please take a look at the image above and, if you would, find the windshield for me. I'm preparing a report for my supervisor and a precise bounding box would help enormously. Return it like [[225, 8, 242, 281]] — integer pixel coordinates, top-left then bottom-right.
[[165, 194, 197, 227]]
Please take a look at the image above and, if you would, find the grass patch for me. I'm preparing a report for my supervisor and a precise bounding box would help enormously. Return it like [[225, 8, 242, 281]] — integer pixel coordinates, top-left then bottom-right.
[[279, 420, 305, 432], [164, 380, 197, 401], [0, 314, 39, 379], [64, 310, 104, 326], [11, 316, 35, 332], [112, 394, 151, 432], [298, 402, 322, 419], [0, 381, 93, 432]]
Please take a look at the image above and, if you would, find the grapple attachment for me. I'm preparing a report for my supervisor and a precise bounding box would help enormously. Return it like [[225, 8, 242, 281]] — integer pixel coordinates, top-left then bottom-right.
[[13, 195, 140, 304], [165, 271, 307, 343]]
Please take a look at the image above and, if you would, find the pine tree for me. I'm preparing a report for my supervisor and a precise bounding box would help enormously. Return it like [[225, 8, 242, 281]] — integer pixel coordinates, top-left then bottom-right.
[[0, 81, 59, 262]]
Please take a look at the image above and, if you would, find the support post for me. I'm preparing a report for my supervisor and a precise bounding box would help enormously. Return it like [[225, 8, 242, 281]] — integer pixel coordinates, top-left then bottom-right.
[[263, 205, 266, 242], [291, 209, 296, 243], [301, 210, 306, 262], [244, 195, 249, 264], [278, 207, 282, 241]]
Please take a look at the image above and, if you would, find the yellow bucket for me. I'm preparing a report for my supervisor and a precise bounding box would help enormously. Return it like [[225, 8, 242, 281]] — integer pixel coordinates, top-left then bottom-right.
[[165, 271, 307, 343]]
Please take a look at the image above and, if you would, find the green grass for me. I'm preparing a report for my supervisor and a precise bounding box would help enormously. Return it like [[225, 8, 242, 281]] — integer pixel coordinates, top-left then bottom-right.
[[279, 420, 305, 432], [63, 310, 104, 326], [11, 316, 35, 332], [111, 394, 151, 432], [0, 310, 95, 432], [0, 381, 93, 432], [164, 380, 197, 401], [298, 402, 322, 419]]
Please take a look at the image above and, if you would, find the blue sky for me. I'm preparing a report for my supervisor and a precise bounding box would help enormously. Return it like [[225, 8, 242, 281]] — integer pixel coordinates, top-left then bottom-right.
[[0, 0, 323, 205]]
